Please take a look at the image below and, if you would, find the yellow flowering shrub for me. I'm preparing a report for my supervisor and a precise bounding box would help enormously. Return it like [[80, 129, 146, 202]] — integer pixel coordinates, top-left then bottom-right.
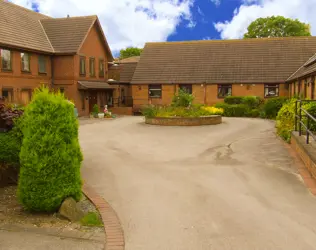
[[202, 106, 224, 115]]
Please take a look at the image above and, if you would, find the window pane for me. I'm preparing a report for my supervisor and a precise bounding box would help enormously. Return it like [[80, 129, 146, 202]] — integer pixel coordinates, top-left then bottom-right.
[[217, 85, 232, 98], [90, 58, 95, 76], [21, 53, 30, 71], [1, 49, 11, 70], [99, 59, 104, 77], [264, 85, 279, 97], [80, 57, 85, 75], [179, 84, 192, 94], [38, 56, 46, 73], [149, 85, 162, 98]]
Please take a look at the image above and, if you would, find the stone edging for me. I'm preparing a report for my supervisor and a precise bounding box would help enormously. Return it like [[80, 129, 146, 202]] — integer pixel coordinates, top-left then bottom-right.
[[145, 115, 222, 126], [82, 183, 125, 250], [278, 135, 316, 196]]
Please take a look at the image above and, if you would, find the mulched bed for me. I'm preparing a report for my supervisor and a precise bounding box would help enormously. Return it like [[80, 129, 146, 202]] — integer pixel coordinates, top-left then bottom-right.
[[0, 185, 103, 234]]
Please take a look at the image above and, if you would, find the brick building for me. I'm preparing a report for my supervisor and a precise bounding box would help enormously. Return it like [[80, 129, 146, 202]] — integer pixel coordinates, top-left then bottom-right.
[[129, 38, 316, 110], [0, 0, 118, 116]]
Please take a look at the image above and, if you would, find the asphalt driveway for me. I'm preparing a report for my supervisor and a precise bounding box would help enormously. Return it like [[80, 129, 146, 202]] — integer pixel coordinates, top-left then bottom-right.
[[80, 117, 316, 250]]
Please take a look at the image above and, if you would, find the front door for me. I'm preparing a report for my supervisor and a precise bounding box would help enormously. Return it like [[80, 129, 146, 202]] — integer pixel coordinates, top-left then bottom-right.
[[89, 91, 98, 112]]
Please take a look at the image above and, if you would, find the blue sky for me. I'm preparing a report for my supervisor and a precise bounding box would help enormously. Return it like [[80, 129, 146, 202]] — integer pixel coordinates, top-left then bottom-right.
[[168, 0, 240, 41], [11, 0, 316, 53]]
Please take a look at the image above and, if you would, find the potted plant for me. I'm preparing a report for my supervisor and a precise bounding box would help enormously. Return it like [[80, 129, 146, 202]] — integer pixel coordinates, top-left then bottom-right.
[[92, 104, 99, 118], [89, 112, 94, 118], [98, 113, 105, 118]]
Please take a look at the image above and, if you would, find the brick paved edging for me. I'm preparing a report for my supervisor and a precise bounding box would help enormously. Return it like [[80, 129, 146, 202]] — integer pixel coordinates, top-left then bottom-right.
[[278, 134, 316, 196], [145, 115, 222, 126], [82, 183, 125, 250]]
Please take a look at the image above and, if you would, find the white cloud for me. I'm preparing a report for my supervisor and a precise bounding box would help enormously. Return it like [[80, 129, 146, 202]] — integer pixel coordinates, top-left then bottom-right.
[[11, 0, 194, 52], [214, 0, 316, 39], [187, 20, 197, 28], [210, 0, 221, 6]]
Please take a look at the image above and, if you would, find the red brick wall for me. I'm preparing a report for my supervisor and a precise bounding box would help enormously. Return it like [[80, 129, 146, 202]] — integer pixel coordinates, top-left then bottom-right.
[[291, 133, 316, 179], [131, 83, 289, 108], [0, 49, 51, 104]]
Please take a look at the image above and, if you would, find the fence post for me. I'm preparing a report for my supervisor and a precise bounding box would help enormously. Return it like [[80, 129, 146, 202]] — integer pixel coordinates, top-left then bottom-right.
[[299, 101, 302, 136], [295, 101, 298, 131]]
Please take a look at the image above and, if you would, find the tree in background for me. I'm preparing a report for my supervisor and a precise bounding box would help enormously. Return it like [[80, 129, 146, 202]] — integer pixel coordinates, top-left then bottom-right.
[[244, 16, 311, 39], [119, 47, 143, 59]]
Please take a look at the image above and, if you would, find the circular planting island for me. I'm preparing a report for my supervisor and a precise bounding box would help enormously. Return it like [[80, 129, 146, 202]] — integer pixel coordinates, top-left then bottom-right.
[[145, 115, 222, 126]]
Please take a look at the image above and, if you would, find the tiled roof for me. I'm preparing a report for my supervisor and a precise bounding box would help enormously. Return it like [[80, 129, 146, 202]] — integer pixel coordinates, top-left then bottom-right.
[[40, 16, 97, 54], [0, 0, 53, 53], [118, 56, 140, 63], [78, 81, 116, 89], [131, 37, 316, 85], [118, 56, 140, 83], [287, 53, 316, 81], [0, 1, 113, 60]]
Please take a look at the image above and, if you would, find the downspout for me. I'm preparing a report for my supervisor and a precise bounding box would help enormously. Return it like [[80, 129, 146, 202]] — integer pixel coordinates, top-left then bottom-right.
[[51, 55, 54, 89]]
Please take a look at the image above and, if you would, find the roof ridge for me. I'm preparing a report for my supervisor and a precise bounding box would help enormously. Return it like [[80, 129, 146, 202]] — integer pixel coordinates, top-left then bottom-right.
[[2, 0, 52, 19], [38, 20, 54, 52], [146, 36, 316, 45], [49, 15, 97, 21]]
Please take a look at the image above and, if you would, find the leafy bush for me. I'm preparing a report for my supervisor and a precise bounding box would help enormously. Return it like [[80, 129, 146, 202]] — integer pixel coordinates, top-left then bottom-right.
[[276, 99, 296, 142], [276, 99, 316, 142], [247, 109, 260, 118], [172, 89, 194, 107], [0, 131, 21, 167], [214, 103, 249, 117], [141, 105, 159, 118], [18, 87, 83, 212], [92, 104, 99, 114], [0, 104, 24, 131], [142, 105, 223, 118], [262, 97, 288, 119], [224, 96, 244, 105], [241, 96, 263, 109]]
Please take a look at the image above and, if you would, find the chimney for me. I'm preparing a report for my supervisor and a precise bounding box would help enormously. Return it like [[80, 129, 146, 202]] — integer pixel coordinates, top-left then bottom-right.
[[67, 14, 70, 18]]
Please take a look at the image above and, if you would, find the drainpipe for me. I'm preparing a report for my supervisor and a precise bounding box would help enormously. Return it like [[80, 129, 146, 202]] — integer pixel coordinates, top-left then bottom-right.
[[51, 55, 54, 89]]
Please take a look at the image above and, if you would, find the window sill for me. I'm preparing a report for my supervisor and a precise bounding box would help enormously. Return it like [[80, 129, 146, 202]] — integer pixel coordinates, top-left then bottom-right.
[[264, 95, 279, 98], [149, 96, 162, 99], [1, 69, 12, 73], [21, 70, 31, 74], [38, 72, 47, 75], [80, 74, 86, 77]]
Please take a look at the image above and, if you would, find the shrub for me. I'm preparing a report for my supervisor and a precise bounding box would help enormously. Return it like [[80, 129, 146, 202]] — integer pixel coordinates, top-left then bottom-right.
[[92, 104, 99, 114], [276, 99, 296, 142], [18, 87, 83, 212], [224, 96, 244, 105], [0, 104, 24, 131], [247, 109, 260, 118], [142, 105, 223, 118], [214, 103, 249, 117], [0, 132, 21, 167], [262, 97, 288, 119], [172, 89, 194, 107], [241, 96, 262, 109], [141, 105, 159, 118]]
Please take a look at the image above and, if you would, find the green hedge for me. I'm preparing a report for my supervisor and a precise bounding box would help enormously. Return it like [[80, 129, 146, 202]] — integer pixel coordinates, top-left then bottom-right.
[[224, 96, 262, 109], [214, 103, 249, 117], [262, 97, 288, 119], [0, 132, 21, 166], [18, 87, 83, 212]]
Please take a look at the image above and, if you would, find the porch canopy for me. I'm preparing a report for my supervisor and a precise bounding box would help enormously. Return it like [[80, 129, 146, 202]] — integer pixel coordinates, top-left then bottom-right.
[[78, 81, 116, 90]]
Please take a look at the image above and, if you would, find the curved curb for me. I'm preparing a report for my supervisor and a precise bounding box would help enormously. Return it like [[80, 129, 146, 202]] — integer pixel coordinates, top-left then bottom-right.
[[82, 183, 125, 250], [145, 115, 222, 126]]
